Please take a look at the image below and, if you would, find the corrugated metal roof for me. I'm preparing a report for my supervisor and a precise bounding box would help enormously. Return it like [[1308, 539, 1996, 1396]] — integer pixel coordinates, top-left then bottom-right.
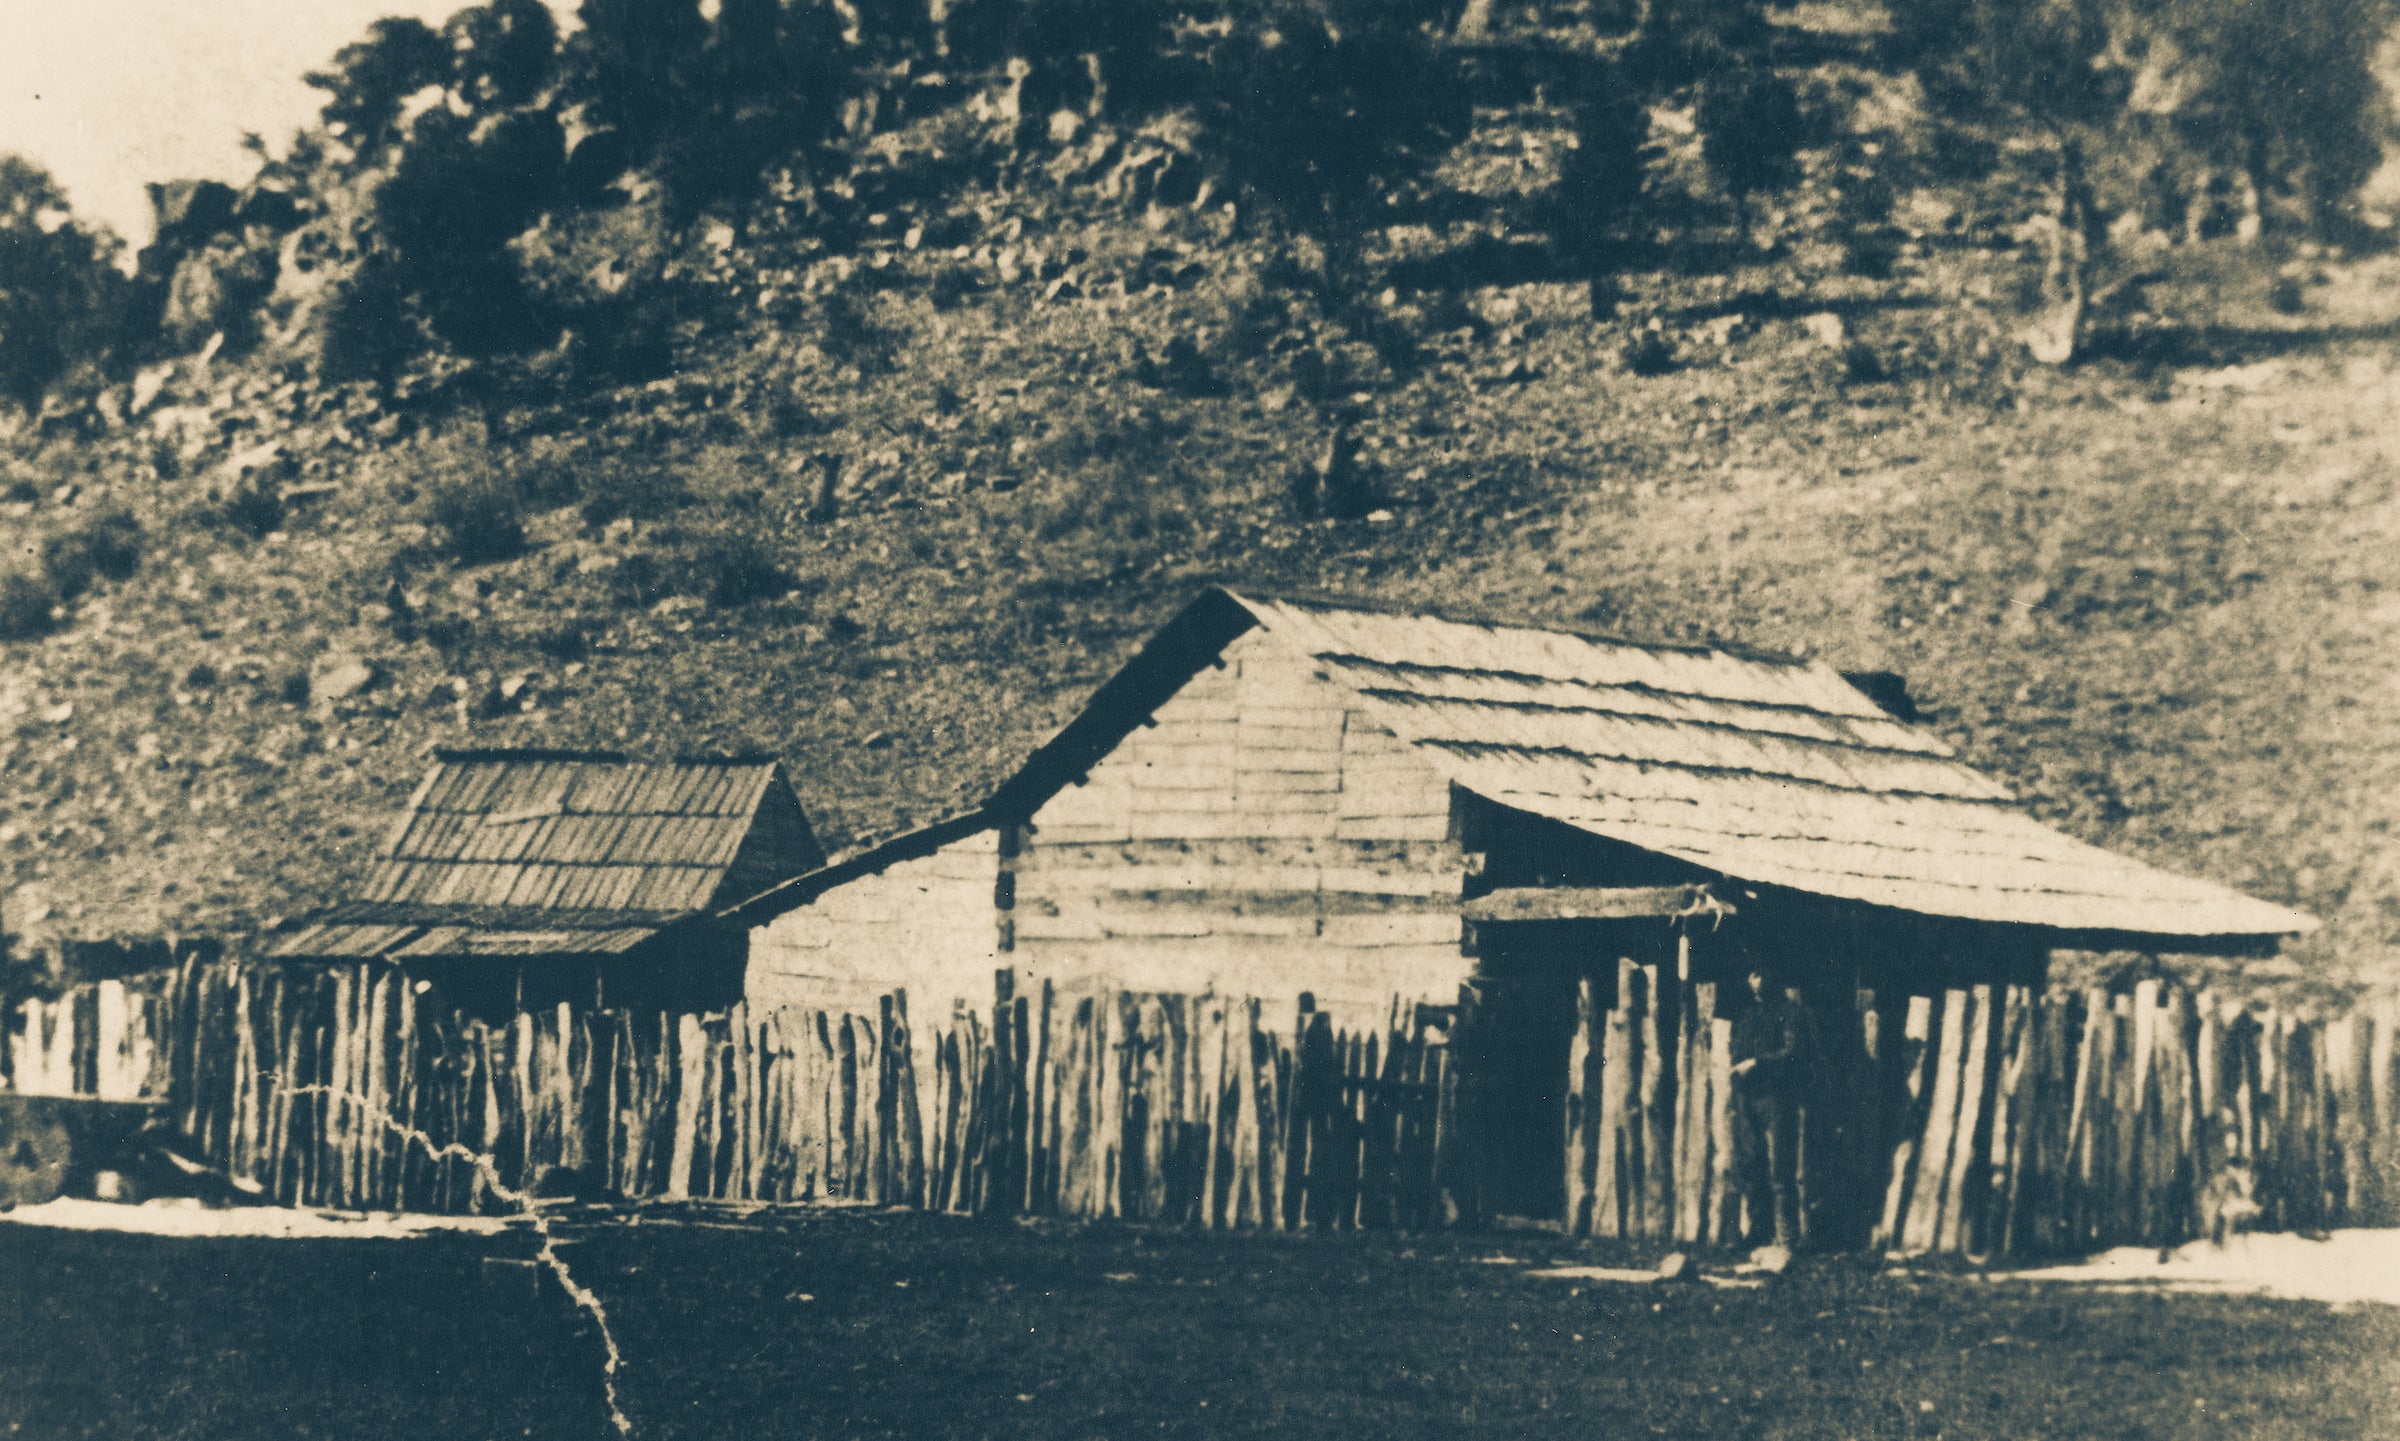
[[1229, 592, 2315, 942], [271, 750, 821, 963]]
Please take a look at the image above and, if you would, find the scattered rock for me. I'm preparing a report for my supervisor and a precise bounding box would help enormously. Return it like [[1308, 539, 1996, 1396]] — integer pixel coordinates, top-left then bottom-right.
[[217, 442, 285, 483], [1801, 312, 1846, 348], [129, 364, 177, 417], [309, 653, 378, 704]]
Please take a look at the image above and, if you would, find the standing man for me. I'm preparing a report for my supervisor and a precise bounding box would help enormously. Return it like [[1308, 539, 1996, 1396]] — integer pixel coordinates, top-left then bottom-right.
[[1729, 962, 1816, 1255]]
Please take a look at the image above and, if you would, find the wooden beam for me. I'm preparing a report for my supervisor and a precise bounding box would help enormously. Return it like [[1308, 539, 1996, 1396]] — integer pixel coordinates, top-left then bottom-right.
[[1459, 885, 1728, 924]]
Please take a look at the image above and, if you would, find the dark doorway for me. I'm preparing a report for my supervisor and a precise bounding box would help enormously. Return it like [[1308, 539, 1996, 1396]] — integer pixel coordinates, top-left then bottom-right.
[[1461, 920, 1678, 1223]]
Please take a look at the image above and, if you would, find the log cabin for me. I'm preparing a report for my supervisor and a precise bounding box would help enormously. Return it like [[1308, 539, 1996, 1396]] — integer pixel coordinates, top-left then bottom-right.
[[729, 588, 2314, 1217], [270, 749, 823, 1017]]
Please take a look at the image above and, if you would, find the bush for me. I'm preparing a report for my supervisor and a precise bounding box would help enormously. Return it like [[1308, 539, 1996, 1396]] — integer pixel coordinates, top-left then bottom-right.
[[1193, 1, 1470, 256], [577, 460, 693, 529], [533, 619, 592, 661], [0, 570, 56, 641], [683, 531, 790, 608], [222, 476, 284, 539], [428, 474, 527, 564], [40, 509, 143, 600], [1695, 67, 1803, 224], [1621, 326, 1679, 376]]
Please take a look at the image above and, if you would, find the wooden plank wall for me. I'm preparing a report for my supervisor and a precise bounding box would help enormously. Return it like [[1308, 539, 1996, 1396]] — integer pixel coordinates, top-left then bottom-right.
[[1014, 630, 1471, 1027], [746, 832, 1004, 1017]]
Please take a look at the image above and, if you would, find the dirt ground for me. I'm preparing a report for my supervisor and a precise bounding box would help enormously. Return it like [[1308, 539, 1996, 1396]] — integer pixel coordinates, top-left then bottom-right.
[[2, 1208, 2397, 1440]]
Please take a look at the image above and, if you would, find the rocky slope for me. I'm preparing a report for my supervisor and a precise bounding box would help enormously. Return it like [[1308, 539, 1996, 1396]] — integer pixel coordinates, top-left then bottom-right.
[[1, 18, 2394, 997]]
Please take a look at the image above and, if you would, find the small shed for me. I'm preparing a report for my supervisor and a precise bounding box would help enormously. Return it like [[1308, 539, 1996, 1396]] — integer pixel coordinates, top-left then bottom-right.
[[731, 588, 2313, 1212], [273, 749, 824, 1016]]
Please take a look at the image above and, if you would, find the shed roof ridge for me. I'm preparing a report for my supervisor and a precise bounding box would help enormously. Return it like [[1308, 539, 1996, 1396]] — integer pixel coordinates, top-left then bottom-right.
[[429, 747, 778, 768], [371, 857, 729, 870], [1314, 652, 1912, 726], [410, 805, 764, 817], [1410, 737, 2015, 804], [1229, 587, 1815, 668], [1348, 686, 1961, 764]]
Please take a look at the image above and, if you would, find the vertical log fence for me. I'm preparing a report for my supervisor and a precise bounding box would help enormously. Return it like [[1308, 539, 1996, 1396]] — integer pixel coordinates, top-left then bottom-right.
[[5, 960, 2398, 1257]]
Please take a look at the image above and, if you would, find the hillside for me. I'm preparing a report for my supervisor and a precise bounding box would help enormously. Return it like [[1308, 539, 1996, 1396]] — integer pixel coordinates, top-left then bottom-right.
[[1, 6, 2395, 995]]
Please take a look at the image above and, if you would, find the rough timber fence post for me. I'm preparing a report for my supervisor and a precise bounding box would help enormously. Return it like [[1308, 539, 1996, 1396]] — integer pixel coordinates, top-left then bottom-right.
[[2372, 1000, 2398, 1224], [1288, 1002, 1324, 1228], [1563, 977, 1598, 1238], [1872, 994, 1933, 1252], [1996, 991, 2035, 1257], [1637, 961, 1672, 1237], [1286, 1003, 1324, 1224], [1935, 985, 1995, 1255], [2335, 1009, 2369, 1226], [2264, 1008, 2292, 1231], [1593, 962, 1632, 1238], [1674, 976, 1714, 1244], [988, 969, 1018, 1212], [2161, 987, 2196, 1245], [1898, 989, 1963, 1253], [1257, 998, 1287, 1230]]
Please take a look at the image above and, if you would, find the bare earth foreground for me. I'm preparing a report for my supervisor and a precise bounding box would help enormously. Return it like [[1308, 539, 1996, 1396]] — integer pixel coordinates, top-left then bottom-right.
[[2, 1209, 2397, 1440]]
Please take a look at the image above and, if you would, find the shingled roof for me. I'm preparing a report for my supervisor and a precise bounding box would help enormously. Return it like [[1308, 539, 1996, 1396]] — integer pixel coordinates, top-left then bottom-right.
[[964, 588, 2315, 949], [274, 749, 823, 961]]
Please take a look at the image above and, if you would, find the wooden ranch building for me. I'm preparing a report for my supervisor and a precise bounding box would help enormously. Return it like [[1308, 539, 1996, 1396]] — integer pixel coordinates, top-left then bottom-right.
[[731, 589, 2314, 1216], [272, 749, 824, 1016]]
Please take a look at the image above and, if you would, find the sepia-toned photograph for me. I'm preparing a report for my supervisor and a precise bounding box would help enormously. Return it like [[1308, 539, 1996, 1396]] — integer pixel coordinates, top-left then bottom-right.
[[1, 0, 2395, 1435]]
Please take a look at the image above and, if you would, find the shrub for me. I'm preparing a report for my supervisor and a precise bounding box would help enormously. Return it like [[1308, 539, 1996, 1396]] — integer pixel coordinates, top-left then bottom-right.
[[683, 530, 790, 608], [428, 474, 527, 564], [40, 508, 143, 600], [577, 460, 693, 530], [0, 570, 56, 641], [1621, 326, 1679, 376], [534, 619, 592, 661], [1695, 67, 1803, 228], [222, 477, 284, 539]]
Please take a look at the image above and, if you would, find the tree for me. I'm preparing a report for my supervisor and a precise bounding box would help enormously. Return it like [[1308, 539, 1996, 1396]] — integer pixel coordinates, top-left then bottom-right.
[[651, 0, 847, 217], [372, 104, 567, 352], [1196, 0, 1470, 269], [305, 18, 451, 160], [1909, 0, 2126, 362], [571, 0, 849, 218], [2151, 0, 2389, 235], [446, 0, 561, 113], [1695, 65, 1802, 243], [0, 158, 127, 409], [1554, 63, 1656, 314], [1626, 0, 1774, 92]]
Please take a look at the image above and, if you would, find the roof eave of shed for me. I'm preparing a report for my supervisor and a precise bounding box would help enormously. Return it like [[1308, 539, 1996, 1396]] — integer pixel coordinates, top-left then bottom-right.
[[715, 810, 999, 928]]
